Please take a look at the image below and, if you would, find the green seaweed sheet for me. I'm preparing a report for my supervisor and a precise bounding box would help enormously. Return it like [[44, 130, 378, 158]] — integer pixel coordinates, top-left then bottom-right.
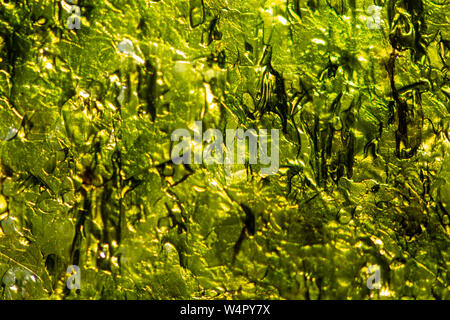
[[0, 0, 449, 300]]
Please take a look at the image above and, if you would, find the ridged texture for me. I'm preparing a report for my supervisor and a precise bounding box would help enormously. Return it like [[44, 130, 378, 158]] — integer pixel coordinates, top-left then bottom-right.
[[0, 0, 448, 299]]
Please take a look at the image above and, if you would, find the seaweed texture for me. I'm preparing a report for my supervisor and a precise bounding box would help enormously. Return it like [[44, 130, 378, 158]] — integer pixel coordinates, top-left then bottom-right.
[[0, 0, 449, 299]]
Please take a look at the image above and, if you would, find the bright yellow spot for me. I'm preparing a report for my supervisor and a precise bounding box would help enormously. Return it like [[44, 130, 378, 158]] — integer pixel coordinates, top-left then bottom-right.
[[312, 38, 326, 45], [380, 288, 391, 297], [204, 84, 214, 104], [277, 16, 288, 25]]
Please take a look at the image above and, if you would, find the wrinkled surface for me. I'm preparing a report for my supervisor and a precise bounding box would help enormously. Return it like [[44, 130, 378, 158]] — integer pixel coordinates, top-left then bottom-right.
[[0, 0, 449, 299]]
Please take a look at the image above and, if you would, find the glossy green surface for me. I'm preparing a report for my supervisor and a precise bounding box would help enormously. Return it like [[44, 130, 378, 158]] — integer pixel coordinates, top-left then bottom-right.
[[0, 0, 449, 299]]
